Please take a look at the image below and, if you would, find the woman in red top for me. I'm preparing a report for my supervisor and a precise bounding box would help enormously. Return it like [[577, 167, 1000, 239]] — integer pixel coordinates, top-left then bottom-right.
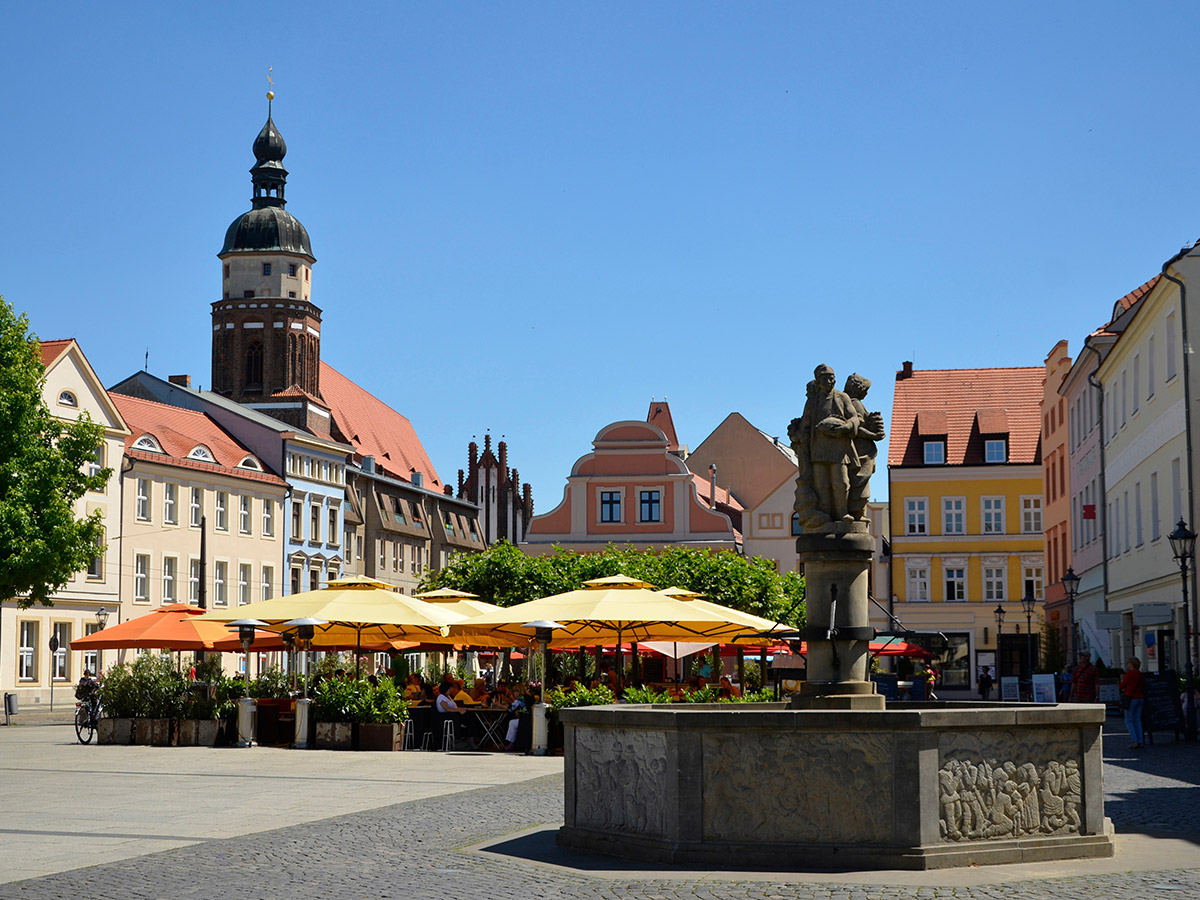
[[1119, 657, 1145, 748]]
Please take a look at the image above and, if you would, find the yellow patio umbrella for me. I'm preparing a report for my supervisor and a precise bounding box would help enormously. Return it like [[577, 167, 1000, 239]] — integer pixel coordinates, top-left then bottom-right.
[[414, 587, 504, 619], [655, 587, 791, 635]]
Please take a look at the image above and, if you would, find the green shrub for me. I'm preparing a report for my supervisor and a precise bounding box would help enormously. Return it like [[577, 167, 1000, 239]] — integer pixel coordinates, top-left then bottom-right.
[[729, 688, 775, 703], [313, 677, 407, 724], [684, 686, 719, 703], [363, 678, 407, 724], [545, 683, 615, 713], [99, 663, 137, 718], [128, 654, 187, 718], [250, 666, 291, 700], [622, 685, 673, 704]]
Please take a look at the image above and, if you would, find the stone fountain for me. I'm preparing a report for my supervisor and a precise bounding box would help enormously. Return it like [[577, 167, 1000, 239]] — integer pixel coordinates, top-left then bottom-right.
[[557, 364, 1113, 870]]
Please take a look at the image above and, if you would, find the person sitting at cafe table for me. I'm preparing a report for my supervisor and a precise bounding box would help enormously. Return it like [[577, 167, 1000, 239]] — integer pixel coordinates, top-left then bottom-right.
[[403, 673, 424, 703], [719, 676, 742, 699], [452, 679, 479, 706], [469, 678, 490, 703]]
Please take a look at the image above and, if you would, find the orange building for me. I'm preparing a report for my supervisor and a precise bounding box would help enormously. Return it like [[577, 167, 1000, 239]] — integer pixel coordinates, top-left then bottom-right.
[[522, 407, 741, 555]]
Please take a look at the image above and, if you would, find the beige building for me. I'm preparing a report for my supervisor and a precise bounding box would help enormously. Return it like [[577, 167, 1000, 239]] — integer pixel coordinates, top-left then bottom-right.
[[110, 393, 288, 637], [4, 340, 129, 707]]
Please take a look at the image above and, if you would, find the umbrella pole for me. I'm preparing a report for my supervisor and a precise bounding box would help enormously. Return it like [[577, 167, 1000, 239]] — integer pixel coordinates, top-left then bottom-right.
[[737, 647, 745, 690], [615, 629, 623, 693], [594, 645, 602, 685]]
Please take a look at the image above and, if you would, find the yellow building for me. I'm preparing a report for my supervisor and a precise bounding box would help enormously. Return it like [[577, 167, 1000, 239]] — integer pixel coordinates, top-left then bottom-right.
[[888, 362, 1045, 696]]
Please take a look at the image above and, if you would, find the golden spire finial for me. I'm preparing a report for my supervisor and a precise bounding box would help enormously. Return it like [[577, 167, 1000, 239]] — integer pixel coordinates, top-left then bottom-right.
[[266, 67, 276, 104]]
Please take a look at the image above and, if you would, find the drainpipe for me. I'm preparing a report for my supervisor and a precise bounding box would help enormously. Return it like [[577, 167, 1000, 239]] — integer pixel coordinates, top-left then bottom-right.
[[708, 464, 718, 510], [1158, 265, 1199, 680], [1082, 336, 1109, 615]]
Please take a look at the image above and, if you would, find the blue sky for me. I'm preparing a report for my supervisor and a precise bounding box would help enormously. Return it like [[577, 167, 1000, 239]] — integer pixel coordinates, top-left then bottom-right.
[[3, 4, 1197, 510]]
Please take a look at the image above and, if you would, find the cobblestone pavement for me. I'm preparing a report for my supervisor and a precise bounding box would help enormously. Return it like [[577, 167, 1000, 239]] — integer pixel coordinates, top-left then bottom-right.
[[1, 716, 1198, 900]]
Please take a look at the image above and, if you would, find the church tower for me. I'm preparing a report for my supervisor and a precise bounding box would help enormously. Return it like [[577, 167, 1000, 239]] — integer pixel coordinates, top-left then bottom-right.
[[212, 94, 325, 429]]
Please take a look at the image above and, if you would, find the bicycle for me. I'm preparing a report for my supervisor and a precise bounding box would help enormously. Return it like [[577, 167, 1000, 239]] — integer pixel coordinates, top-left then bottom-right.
[[74, 681, 101, 744]]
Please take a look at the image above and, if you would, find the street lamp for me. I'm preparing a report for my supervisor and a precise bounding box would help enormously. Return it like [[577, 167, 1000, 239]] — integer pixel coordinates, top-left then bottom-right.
[[994, 604, 1006, 678], [1061, 567, 1080, 661], [1168, 518, 1197, 741], [95, 606, 109, 676], [1022, 589, 1037, 689]]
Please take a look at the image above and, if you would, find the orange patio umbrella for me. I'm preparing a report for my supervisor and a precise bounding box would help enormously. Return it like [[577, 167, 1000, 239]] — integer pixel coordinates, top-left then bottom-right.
[[71, 604, 283, 652]]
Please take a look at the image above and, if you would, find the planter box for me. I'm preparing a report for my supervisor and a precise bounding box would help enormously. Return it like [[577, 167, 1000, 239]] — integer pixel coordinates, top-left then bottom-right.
[[134, 718, 172, 746], [98, 717, 133, 745], [177, 719, 220, 747], [359, 721, 405, 751], [315, 721, 352, 750]]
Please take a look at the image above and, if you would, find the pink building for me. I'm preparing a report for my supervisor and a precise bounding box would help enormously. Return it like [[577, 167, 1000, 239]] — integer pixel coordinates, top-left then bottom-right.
[[522, 411, 742, 555]]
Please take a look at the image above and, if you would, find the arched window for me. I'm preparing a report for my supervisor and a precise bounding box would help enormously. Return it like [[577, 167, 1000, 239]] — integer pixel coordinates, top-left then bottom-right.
[[244, 341, 263, 390], [288, 333, 299, 386], [58, 390, 77, 407]]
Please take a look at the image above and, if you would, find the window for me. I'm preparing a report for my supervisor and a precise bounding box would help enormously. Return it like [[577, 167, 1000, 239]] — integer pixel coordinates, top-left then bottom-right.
[[984, 440, 1007, 463], [135, 554, 150, 601], [344, 529, 354, 561], [791, 512, 802, 536], [379, 539, 386, 570], [923, 441, 945, 465], [409, 502, 423, 527], [239, 564, 251, 605], [82, 624, 99, 676], [245, 341, 263, 388], [214, 561, 227, 606], [1151, 472, 1161, 541], [1167, 312, 1178, 380], [304, 456, 311, 477], [391, 497, 407, 524], [329, 508, 339, 544], [442, 512, 454, 535], [288, 291, 296, 299], [136, 478, 151, 521], [189, 560, 201, 603], [263, 500, 274, 537], [398, 541, 406, 572], [942, 498, 964, 535], [224, 264, 230, 278], [309, 569, 320, 592], [982, 497, 1005, 534], [190, 487, 203, 526], [239, 495, 251, 534], [1148, 335, 1156, 398], [310, 505, 321, 542], [906, 566, 929, 602], [215, 492, 228, 531], [290, 568, 301, 595], [1133, 355, 1140, 414], [262, 263, 272, 276], [1023, 566, 1044, 601], [1021, 497, 1042, 534], [984, 566, 1006, 602], [244, 290, 255, 299], [88, 444, 104, 480], [1121, 369, 1128, 426], [639, 490, 661, 523], [600, 491, 621, 523], [163, 482, 177, 524], [288, 263, 297, 276], [58, 390, 77, 407], [905, 498, 927, 535], [87, 531, 104, 579], [52, 623, 70, 681], [1135, 482, 1144, 546], [392, 542, 400, 571], [262, 566, 274, 603], [356, 535, 363, 563], [292, 501, 304, 537], [944, 567, 966, 602], [1124, 490, 1131, 552], [19, 621, 37, 681], [162, 556, 177, 602], [1172, 457, 1183, 524]]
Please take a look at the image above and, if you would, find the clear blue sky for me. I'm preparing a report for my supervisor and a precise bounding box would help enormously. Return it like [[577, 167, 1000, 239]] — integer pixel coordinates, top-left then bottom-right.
[[3, 4, 1197, 510]]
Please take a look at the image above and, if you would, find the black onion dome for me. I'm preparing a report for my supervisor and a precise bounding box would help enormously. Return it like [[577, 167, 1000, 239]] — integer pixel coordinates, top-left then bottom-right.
[[220, 207, 313, 258], [253, 116, 287, 163]]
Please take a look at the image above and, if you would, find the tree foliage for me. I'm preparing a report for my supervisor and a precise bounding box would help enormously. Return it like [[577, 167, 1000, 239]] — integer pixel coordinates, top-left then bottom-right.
[[0, 299, 111, 607], [421, 541, 805, 627]]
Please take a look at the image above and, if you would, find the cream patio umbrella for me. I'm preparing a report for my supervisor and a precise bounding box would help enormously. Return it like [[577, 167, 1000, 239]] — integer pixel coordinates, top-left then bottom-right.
[[413, 587, 504, 619]]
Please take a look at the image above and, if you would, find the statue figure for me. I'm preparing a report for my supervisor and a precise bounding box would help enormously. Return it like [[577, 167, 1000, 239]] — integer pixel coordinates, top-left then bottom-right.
[[843, 373, 885, 519], [790, 364, 865, 529]]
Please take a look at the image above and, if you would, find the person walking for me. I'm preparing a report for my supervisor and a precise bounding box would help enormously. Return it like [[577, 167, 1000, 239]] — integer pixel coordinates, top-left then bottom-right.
[[1070, 651, 1099, 703], [1119, 657, 1146, 748], [977, 667, 994, 702]]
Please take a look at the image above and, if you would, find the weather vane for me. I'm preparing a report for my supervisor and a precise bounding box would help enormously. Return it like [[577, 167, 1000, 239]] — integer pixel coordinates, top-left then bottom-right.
[[266, 66, 276, 110]]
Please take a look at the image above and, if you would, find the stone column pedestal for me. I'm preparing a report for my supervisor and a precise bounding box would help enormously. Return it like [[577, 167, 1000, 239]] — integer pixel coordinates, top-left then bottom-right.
[[790, 527, 884, 711]]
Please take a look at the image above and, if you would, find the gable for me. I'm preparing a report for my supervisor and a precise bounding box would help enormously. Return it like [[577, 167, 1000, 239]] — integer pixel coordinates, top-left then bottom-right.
[[41, 340, 129, 434]]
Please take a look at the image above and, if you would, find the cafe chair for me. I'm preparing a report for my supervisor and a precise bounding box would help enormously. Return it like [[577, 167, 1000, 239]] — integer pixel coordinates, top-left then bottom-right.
[[440, 718, 456, 752]]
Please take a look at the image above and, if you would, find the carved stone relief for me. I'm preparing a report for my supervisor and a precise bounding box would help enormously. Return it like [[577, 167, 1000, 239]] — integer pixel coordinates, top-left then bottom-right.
[[938, 729, 1085, 842], [702, 732, 894, 844], [573, 727, 668, 837]]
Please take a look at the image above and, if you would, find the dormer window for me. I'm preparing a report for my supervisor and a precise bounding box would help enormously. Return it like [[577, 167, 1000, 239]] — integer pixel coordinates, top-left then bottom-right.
[[58, 390, 77, 407], [133, 434, 164, 453], [188, 445, 216, 462], [985, 439, 1007, 464], [238, 456, 262, 471], [923, 440, 945, 465]]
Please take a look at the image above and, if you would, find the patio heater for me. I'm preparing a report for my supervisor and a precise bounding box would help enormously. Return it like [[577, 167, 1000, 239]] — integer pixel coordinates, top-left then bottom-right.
[[523, 620, 562, 757], [228, 619, 269, 748], [1168, 519, 1198, 741], [280, 631, 296, 693], [993, 604, 1005, 678], [283, 617, 327, 749], [1022, 589, 1037, 690], [1061, 567, 1080, 661]]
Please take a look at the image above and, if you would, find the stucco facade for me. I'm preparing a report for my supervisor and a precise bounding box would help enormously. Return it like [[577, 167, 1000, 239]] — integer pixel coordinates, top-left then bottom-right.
[[1041, 340, 1073, 661]]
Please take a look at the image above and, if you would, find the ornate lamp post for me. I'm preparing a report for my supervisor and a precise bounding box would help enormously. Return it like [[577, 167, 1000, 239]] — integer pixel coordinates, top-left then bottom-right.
[[1022, 589, 1037, 692], [1168, 519, 1197, 741], [95, 606, 109, 675], [993, 603, 1006, 677], [1060, 567, 1080, 662]]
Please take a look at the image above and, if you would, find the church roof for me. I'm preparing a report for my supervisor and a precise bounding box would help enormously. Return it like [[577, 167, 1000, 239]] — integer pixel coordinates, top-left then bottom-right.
[[320, 361, 442, 489], [220, 206, 313, 258]]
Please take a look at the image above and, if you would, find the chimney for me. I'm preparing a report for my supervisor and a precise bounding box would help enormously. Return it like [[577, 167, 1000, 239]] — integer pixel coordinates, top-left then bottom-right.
[[457, 469, 465, 493], [709, 464, 718, 507], [362, 455, 375, 474], [169, 374, 192, 388], [411, 470, 424, 489], [443, 484, 452, 496], [898, 361, 914, 380]]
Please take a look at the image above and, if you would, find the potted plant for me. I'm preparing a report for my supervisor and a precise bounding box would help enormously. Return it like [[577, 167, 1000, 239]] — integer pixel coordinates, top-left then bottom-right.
[[313, 677, 359, 750], [545, 684, 615, 752], [98, 663, 136, 745], [250, 666, 293, 745], [358, 679, 408, 751], [177, 657, 224, 747], [131, 654, 185, 745]]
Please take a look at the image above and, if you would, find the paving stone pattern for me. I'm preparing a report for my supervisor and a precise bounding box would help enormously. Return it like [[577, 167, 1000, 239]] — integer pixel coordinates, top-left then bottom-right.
[[2, 721, 1199, 900]]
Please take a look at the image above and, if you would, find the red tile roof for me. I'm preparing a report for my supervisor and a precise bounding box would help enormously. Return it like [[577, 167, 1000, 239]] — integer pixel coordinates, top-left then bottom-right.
[[1112, 275, 1160, 319], [39, 339, 72, 368], [111, 393, 285, 485], [319, 361, 442, 488], [690, 472, 745, 511], [889, 367, 1043, 467]]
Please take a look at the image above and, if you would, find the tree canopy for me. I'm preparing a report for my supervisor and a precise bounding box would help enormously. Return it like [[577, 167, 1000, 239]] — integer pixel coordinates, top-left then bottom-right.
[[0, 299, 111, 607], [421, 542, 805, 627]]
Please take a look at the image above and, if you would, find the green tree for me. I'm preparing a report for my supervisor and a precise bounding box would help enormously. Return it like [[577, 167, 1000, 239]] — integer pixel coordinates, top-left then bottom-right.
[[421, 541, 805, 627], [0, 299, 110, 607]]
